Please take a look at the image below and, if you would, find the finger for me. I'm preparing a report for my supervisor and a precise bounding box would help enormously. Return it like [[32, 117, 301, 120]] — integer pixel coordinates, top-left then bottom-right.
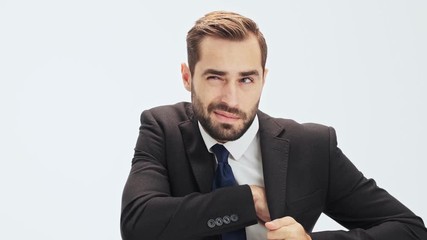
[[266, 220, 310, 240], [266, 224, 300, 240], [265, 216, 296, 230], [266, 225, 292, 239]]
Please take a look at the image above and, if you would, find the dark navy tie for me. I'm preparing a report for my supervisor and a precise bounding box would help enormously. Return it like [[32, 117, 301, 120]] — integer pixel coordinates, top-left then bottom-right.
[[211, 144, 247, 240]]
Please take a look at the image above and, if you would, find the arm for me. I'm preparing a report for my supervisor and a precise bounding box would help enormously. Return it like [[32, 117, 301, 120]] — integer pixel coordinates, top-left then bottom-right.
[[310, 127, 427, 240], [257, 125, 426, 240], [120, 110, 257, 240]]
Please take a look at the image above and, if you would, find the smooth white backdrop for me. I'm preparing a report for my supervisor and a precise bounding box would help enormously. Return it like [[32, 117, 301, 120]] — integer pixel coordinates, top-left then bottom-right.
[[1, 1, 426, 239]]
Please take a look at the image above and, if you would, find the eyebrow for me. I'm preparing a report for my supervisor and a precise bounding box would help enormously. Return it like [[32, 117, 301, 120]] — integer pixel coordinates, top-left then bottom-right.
[[202, 69, 227, 76], [202, 69, 260, 77], [239, 70, 259, 77]]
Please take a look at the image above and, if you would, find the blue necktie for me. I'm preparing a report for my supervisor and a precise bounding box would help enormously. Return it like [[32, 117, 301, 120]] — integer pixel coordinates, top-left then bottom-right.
[[211, 144, 247, 240]]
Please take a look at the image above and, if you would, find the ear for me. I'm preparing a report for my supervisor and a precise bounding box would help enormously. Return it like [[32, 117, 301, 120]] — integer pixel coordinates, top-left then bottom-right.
[[262, 68, 268, 86], [181, 63, 192, 92]]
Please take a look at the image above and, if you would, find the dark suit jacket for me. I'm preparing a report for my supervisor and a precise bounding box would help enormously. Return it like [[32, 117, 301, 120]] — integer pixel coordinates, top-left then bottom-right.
[[121, 102, 427, 240]]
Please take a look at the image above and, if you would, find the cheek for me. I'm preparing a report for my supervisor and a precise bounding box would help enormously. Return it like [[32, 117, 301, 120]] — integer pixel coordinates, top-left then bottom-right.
[[203, 91, 223, 105], [241, 92, 261, 108], [195, 92, 216, 111]]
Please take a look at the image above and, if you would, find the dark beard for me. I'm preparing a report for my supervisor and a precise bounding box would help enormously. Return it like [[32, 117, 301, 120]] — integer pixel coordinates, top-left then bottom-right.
[[192, 91, 258, 142]]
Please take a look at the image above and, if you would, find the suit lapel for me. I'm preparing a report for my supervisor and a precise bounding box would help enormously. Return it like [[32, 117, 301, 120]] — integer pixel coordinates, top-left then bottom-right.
[[258, 111, 290, 220], [179, 119, 215, 194], [178, 106, 290, 218]]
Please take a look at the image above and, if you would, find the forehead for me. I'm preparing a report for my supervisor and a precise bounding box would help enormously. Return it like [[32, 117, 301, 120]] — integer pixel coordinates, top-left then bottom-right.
[[196, 35, 262, 73]]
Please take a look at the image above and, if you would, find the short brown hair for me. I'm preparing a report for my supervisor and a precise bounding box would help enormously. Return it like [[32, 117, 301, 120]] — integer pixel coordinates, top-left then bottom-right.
[[186, 11, 268, 75]]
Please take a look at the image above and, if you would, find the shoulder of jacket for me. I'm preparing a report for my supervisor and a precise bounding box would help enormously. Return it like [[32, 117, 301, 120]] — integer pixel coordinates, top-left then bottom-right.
[[259, 110, 331, 139], [142, 102, 192, 122]]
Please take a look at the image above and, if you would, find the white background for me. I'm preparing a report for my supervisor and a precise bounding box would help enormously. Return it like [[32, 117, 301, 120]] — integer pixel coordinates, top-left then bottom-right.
[[1, 1, 426, 239]]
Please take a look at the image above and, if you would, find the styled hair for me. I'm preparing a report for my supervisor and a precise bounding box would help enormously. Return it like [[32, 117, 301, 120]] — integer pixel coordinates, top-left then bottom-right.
[[186, 11, 267, 75]]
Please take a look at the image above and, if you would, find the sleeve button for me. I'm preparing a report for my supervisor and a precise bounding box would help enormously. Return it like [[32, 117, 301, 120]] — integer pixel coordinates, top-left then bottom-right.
[[215, 217, 223, 226], [207, 219, 216, 228], [223, 215, 231, 224]]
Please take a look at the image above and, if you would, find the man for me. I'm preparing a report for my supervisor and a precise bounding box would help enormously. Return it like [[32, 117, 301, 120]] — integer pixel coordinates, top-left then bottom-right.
[[121, 11, 427, 240]]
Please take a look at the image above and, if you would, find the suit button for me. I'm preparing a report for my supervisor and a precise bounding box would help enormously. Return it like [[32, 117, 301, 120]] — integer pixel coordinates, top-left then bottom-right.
[[230, 214, 239, 222], [223, 215, 231, 224], [207, 219, 216, 228], [215, 217, 223, 226]]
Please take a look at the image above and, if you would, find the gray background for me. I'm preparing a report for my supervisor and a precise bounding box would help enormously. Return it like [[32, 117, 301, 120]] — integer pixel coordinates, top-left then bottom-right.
[[1, 1, 426, 239]]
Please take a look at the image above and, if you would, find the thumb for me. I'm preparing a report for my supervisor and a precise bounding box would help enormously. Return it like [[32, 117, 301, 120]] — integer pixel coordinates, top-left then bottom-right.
[[265, 216, 296, 230], [265, 220, 280, 230]]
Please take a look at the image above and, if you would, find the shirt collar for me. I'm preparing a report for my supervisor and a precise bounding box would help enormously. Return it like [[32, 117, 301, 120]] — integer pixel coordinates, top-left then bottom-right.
[[198, 115, 259, 160]]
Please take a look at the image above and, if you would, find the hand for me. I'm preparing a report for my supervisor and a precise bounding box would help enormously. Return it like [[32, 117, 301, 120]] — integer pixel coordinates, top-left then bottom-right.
[[265, 216, 311, 240], [249, 185, 271, 223]]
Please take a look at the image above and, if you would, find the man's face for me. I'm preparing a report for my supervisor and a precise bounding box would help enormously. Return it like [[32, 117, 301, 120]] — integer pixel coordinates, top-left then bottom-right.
[[182, 35, 266, 142]]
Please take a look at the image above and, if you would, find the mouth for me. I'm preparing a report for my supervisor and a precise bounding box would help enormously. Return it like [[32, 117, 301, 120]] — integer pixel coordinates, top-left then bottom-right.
[[213, 110, 241, 123]]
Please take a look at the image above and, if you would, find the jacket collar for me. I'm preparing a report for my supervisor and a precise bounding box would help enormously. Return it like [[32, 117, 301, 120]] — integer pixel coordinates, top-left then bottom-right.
[[257, 110, 290, 220], [179, 105, 215, 193]]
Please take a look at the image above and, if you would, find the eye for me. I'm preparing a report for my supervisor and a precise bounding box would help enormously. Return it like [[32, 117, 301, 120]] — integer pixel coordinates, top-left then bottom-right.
[[240, 77, 254, 84], [207, 75, 222, 80]]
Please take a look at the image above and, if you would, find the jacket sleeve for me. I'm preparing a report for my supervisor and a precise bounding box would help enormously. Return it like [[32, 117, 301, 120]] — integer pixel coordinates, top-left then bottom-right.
[[311, 127, 427, 240], [120, 110, 257, 240]]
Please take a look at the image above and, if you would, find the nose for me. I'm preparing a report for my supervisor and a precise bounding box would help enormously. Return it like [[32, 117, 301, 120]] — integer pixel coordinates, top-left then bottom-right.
[[221, 81, 239, 107]]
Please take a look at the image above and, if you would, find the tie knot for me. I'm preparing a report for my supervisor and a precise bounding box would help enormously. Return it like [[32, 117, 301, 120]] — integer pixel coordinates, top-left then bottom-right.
[[211, 144, 229, 163]]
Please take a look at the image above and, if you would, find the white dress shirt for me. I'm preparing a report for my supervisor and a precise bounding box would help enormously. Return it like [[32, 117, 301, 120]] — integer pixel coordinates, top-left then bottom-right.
[[199, 115, 267, 240]]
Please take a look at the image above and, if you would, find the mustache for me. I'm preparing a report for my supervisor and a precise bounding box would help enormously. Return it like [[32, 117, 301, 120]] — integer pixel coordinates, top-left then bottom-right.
[[207, 102, 247, 119]]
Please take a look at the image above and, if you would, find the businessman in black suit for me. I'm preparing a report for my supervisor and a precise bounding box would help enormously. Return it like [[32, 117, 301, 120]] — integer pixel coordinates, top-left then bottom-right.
[[121, 11, 427, 239]]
